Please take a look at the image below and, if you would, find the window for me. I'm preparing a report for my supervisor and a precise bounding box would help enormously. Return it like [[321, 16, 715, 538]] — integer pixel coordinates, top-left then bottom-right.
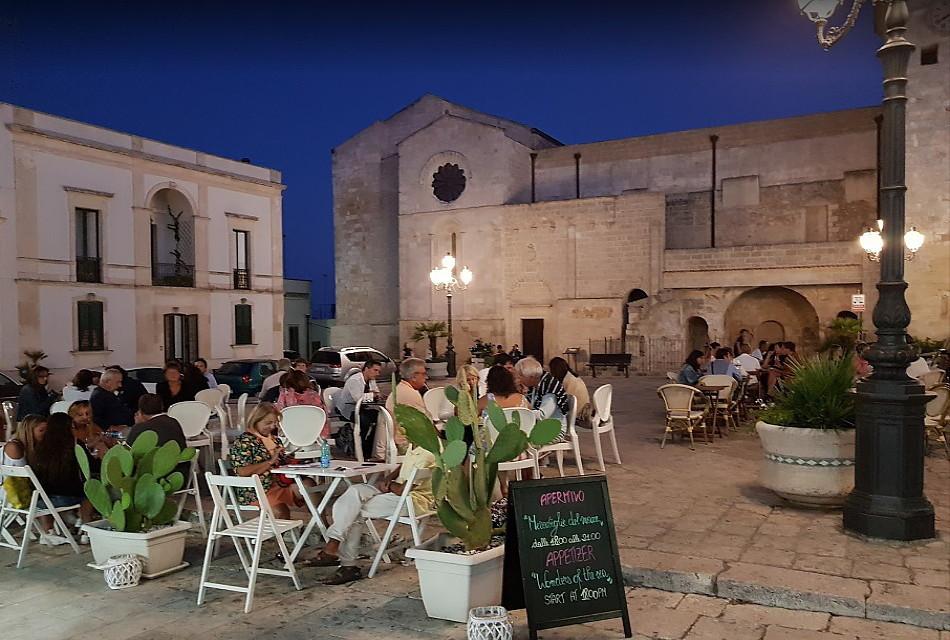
[[235, 304, 253, 345], [233, 230, 250, 289], [76, 208, 101, 283], [921, 44, 938, 66], [163, 313, 199, 363], [77, 300, 104, 351], [288, 325, 300, 354]]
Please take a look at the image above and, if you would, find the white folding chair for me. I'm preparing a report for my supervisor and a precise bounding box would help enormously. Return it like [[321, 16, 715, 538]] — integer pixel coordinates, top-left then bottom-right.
[[211, 459, 260, 558], [49, 400, 73, 415], [198, 472, 302, 613], [322, 387, 346, 436], [535, 395, 584, 476], [173, 454, 207, 536], [365, 466, 435, 578], [280, 405, 328, 459], [352, 397, 367, 462], [169, 401, 214, 465], [377, 407, 399, 464], [577, 384, 621, 473], [236, 393, 250, 431], [196, 388, 225, 411], [0, 464, 81, 568], [490, 408, 539, 480], [1, 401, 16, 438], [423, 387, 454, 426]]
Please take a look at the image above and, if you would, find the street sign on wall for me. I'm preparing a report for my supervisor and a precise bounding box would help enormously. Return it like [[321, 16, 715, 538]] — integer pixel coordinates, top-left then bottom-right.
[[851, 294, 866, 313]]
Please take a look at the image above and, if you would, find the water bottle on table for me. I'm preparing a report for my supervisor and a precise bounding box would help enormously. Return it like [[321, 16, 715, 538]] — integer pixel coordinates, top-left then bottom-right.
[[320, 438, 331, 468]]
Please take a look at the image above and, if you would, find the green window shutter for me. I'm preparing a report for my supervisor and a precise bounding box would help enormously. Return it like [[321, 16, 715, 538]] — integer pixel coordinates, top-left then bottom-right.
[[235, 304, 252, 345], [77, 301, 104, 351]]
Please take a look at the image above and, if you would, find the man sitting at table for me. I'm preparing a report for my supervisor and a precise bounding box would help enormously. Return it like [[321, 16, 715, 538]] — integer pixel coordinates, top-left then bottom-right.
[[303, 444, 435, 584], [385, 358, 431, 452], [90, 369, 134, 431], [708, 347, 743, 383], [336, 359, 383, 459]]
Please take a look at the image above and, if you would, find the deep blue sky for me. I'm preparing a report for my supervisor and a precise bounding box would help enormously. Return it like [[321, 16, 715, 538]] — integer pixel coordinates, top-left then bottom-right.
[[0, 1, 883, 310]]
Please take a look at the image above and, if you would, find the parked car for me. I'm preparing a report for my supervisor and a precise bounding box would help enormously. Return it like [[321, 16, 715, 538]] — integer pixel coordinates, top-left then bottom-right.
[[213, 359, 279, 398], [0, 371, 22, 402], [309, 347, 396, 386], [89, 366, 164, 393]]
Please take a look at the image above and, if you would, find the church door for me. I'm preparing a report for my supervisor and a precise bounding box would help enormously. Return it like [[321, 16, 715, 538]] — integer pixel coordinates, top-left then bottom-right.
[[522, 319, 544, 362]]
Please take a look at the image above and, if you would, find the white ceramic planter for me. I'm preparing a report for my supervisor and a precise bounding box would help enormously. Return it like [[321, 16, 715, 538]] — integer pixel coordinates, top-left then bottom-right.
[[425, 361, 449, 378], [82, 520, 191, 577], [405, 534, 505, 623], [756, 421, 856, 507]]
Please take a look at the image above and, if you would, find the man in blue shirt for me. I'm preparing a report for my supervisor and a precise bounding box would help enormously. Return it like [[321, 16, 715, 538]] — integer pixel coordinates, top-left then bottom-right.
[[708, 347, 743, 383]]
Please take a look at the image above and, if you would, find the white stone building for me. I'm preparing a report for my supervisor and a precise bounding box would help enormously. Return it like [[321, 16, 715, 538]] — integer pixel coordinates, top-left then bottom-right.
[[0, 103, 285, 376], [332, 2, 948, 369]]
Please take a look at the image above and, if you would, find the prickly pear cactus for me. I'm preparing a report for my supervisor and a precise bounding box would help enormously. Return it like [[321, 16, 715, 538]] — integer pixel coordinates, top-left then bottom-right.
[[75, 429, 197, 533]]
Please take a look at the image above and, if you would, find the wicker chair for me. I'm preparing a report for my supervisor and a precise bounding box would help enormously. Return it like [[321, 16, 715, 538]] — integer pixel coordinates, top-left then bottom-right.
[[657, 384, 710, 450], [924, 383, 950, 460]]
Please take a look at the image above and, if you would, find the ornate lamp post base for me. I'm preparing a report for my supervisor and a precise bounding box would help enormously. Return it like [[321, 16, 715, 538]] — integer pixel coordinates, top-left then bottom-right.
[[844, 377, 934, 540]]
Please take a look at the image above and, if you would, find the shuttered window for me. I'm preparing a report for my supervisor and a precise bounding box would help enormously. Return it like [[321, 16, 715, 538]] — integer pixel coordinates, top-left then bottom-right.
[[235, 304, 252, 345], [77, 301, 104, 351]]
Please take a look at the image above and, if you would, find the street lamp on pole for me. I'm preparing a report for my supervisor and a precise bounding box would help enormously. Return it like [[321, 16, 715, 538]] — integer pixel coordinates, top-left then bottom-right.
[[798, 0, 935, 540], [429, 253, 473, 378]]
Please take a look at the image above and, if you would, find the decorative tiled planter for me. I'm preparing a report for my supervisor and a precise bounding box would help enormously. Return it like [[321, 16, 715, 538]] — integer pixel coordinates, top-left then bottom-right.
[[756, 421, 855, 508]]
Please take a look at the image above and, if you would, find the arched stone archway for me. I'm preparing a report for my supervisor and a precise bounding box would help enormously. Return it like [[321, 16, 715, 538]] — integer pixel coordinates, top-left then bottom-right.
[[837, 310, 859, 320], [627, 289, 648, 303], [149, 188, 196, 287], [725, 287, 820, 352], [686, 316, 709, 351]]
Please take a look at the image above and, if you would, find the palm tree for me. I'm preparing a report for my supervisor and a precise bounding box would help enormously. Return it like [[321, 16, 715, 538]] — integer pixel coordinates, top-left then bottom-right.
[[411, 322, 448, 360]]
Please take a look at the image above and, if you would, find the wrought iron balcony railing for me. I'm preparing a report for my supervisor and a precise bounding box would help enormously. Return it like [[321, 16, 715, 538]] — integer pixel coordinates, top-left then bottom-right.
[[152, 261, 195, 287], [233, 268, 250, 290], [76, 256, 101, 283]]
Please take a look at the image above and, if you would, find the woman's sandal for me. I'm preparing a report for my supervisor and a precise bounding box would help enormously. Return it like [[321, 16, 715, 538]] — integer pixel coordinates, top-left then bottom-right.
[[302, 551, 340, 567]]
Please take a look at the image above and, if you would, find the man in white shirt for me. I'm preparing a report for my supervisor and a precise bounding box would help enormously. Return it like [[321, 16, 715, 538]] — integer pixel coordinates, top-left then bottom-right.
[[337, 360, 382, 422], [734, 344, 761, 377], [750, 340, 767, 362], [260, 359, 291, 397]]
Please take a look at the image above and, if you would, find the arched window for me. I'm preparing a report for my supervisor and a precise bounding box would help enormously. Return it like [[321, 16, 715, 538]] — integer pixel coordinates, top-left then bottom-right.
[[836, 310, 859, 320]]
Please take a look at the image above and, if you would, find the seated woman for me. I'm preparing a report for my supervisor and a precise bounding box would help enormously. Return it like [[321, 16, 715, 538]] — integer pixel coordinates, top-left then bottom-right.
[[549, 357, 591, 427], [228, 403, 310, 520], [68, 400, 114, 472], [677, 350, 704, 386], [156, 361, 194, 411], [62, 369, 96, 403], [16, 366, 56, 420], [275, 370, 330, 439], [455, 364, 480, 400], [28, 412, 95, 533], [477, 365, 529, 415]]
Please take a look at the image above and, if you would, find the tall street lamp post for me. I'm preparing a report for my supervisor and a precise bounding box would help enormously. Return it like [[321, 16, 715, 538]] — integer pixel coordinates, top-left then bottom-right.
[[797, 0, 934, 540], [429, 253, 473, 378]]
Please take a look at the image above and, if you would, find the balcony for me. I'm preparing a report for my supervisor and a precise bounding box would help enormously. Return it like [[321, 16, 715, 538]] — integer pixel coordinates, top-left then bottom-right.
[[152, 261, 195, 287], [233, 268, 250, 290], [76, 256, 101, 283]]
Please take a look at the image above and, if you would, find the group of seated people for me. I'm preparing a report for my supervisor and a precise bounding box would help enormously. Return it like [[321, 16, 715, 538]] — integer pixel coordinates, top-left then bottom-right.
[[678, 338, 799, 399], [1, 392, 189, 546]]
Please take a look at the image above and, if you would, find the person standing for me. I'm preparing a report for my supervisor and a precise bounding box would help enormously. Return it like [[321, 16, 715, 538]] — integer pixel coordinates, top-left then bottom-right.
[[508, 344, 523, 362], [16, 366, 56, 420]]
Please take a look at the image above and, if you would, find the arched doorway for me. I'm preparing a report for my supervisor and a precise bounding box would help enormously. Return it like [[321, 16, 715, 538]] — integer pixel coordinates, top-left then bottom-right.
[[686, 316, 709, 351], [149, 188, 196, 287], [725, 287, 819, 352], [837, 310, 859, 320], [622, 289, 649, 351], [627, 289, 648, 303]]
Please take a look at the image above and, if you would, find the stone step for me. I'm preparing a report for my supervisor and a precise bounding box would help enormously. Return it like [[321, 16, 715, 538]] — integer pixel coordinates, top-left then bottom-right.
[[620, 549, 950, 631]]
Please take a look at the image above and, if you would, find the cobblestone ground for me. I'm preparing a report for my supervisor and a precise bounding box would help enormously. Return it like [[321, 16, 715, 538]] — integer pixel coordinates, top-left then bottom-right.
[[0, 374, 947, 639]]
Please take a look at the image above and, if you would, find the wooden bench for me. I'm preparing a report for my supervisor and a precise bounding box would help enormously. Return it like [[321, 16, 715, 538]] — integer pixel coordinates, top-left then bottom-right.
[[586, 353, 632, 378]]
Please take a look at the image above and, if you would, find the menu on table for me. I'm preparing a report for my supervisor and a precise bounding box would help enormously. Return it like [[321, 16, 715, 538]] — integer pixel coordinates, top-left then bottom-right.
[[502, 475, 632, 639]]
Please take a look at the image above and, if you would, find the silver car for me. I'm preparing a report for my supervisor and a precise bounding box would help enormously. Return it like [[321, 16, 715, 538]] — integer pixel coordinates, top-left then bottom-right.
[[309, 347, 396, 386]]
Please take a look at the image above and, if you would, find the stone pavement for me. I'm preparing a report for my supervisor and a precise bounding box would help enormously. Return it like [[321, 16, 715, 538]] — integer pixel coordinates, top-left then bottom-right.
[[0, 374, 947, 639], [592, 374, 950, 632]]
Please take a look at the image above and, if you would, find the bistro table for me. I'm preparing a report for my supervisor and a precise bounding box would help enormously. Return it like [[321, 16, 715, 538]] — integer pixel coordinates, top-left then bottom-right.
[[274, 459, 398, 561], [696, 383, 729, 437]]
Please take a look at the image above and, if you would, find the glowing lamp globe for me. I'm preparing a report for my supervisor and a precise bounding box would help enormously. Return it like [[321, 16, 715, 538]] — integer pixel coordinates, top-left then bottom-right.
[[904, 227, 925, 254], [441, 253, 456, 270], [459, 266, 473, 286], [797, 0, 845, 21]]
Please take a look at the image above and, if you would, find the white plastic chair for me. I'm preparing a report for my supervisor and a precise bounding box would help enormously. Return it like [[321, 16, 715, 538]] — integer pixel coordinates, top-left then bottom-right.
[[217, 383, 232, 401], [168, 401, 214, 466], [322, 387, 345, 437], [1, 401, 16, 436], [423, 387, 454, 425], [49, 400, 73, 415], [173, 454, 207, 536], [365, 466, 435, 578], [280, 405, 327, 459], [211, 459, 261, 558], [195, 388, 225, 411], [377, 407, 399, 464], [0, 464, 81, 568], [919, 369, 945, 388], [198, 472, 302, 613], [488, 408, 539, 480], [535, 395, 584, 476], [577, 384, 621, 473], [236, 393, 249, 431], [352, 397, 367, 462]]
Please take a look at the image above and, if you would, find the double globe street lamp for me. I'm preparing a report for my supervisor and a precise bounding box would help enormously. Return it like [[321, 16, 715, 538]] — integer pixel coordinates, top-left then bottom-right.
[[859, 219, 925, 261], [430, 253, 473, 378], [797, 0, 935, 540]]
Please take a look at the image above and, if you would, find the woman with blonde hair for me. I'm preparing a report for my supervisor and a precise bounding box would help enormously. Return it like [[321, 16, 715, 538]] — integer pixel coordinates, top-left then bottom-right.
[[228, 403, 309, 519], [455, 364, 480, 398]]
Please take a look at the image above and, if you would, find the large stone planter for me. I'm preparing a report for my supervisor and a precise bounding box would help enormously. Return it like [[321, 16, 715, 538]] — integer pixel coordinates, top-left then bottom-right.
[[756, 421, 855, 508], [425, 361, 449, 378], [82, 520, 191, 577], [405, 534, 505, 623]]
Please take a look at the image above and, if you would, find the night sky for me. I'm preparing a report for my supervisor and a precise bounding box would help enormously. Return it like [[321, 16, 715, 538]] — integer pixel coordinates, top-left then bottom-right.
[[0, 1, 884, 311]]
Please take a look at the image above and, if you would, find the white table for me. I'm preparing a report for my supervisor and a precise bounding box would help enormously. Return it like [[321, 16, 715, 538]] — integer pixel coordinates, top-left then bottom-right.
[[274, 459, 399, 561]]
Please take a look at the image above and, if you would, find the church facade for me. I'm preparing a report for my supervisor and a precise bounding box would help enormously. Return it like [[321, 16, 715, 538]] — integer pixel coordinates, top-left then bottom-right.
[[332, 3, 948, 370]]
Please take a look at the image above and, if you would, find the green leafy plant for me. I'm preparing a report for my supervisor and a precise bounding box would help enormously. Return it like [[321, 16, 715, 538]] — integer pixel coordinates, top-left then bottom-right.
[[913, 336, 948, 355], [759, 354, 856, 430], [74, 431, 197, 532], [411, 322, 448, 361], [819, 317, 863, 352], [393, 376, 561, 551], [15, 349, 48, 382]]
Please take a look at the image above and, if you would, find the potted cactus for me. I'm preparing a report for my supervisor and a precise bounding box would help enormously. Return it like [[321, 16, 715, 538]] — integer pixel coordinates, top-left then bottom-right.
[[75, 431, 197, 576], [397, 381, 561, 622]]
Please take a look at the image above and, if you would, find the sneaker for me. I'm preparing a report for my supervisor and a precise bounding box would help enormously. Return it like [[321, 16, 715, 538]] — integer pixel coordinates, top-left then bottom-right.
[[79, 533, 90, 545], [40, 530, 70, 546]]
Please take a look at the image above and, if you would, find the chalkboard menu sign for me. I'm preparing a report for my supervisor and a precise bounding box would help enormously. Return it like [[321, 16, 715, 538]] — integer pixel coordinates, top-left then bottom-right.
[[502, 475, 631, 639]]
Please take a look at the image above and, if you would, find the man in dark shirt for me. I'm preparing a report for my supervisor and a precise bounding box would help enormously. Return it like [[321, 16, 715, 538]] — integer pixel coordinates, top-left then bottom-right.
[[108, 365, 147, 415], [90, 369, 134, 430], [127, 393, 187, 450]]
